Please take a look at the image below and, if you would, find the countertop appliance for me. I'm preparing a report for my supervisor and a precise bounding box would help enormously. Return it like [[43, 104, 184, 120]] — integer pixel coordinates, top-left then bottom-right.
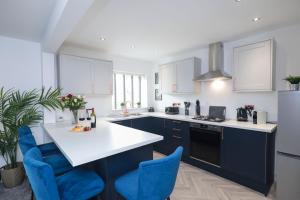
[[257, 111, 267, 124], [192, 106, 226, 122], [236, 107, 248, 121], [148, 107, 155, 112], [165, 107, 179, 115], [189, 123, 222, 166], [184, 102, 191, 116], [253, 111, 257, 124], [276, 91, 300, 199]]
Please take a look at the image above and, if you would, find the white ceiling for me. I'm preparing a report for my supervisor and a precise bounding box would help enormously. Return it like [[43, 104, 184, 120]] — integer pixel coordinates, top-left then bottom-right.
[[65, 0, 300, 61], [0, 0, 58, 42]]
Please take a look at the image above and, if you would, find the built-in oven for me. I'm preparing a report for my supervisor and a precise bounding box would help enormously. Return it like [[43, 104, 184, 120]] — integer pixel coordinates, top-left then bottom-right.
[[189, 123, 222, 167]]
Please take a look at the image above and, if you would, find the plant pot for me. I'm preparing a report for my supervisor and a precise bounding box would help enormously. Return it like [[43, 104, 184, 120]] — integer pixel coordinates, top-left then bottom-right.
[[289, 83, 299, 91], [0, 162, 25, 188]]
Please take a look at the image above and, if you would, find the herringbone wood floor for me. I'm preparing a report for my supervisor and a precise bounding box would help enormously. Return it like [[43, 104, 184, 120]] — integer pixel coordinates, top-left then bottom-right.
[[153, 152, 275, 200]]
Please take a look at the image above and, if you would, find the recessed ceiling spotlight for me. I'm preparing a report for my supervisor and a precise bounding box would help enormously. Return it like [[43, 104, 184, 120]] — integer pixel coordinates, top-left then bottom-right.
[[99, 36, 106, 41], [235, 0, 241, 2], [252, 17, 261, 22], [130, 45, 135, 49]]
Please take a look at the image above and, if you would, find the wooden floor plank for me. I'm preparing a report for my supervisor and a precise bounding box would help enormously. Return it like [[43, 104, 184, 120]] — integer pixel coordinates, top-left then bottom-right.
[[153, 152, 275, 200]]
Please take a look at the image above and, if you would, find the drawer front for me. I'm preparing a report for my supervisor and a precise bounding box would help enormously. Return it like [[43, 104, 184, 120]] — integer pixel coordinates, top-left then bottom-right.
[[168, 119, 185, 129], [165, 119, 189, 156]]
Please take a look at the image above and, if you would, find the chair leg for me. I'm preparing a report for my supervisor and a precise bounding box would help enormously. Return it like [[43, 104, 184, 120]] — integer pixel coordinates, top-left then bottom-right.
[[31, 189, 34, 200], [167, 197, 170, 200]]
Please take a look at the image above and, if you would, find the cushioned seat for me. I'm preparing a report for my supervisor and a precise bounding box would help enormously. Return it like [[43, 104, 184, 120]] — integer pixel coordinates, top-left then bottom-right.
[[24, 147, 105, 200], [56, 169, 105, 200], [115, 146, 183, 200], [18, 128, 72, 175], [44, 154, 73, 175], [38, 142, 60, 156], [18, 125, 60, 156], [115, 170, 139, 200]]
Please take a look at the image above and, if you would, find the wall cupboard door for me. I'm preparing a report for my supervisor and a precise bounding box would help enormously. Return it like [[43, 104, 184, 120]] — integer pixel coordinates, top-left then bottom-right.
[[176, 59, 196, 93], [160, 63, 177, 94], [92, 60, 113, 95], [59, 55, 93, 95], [59, 54, 113, 96], [160, 57, 201, 94], [233, 40, 274, 92]]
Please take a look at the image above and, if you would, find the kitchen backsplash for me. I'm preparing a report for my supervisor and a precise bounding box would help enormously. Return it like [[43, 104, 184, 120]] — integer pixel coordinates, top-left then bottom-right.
[[152, 80, 277, 122]]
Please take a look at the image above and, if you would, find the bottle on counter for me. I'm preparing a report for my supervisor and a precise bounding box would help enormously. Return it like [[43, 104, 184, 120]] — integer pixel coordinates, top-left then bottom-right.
[[195, 100, 200, 116], [91, 108, 96, 128]]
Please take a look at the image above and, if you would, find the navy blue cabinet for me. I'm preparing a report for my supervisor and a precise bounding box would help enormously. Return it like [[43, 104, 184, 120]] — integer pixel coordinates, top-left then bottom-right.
[[113, 120, 132, 127], [221, 127, 265, 182], [221, 127, 275, 195], [132, 117, 151, 132], [148, 117, 167, 154], [165, 119, 190, 158]]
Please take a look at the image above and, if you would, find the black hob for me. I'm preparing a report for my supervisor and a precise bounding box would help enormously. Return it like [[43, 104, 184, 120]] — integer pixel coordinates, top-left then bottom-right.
[[192, 116, 225, 122]]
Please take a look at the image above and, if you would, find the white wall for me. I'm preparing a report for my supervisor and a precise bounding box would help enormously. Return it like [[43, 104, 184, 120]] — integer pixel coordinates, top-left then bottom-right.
[[58, 44, 154, 118], [152, 24, 300, 121], [0, 36, 43, 167]]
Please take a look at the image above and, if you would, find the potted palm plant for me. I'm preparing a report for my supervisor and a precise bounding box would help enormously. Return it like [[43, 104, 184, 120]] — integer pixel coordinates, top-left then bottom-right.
[[0, 87, 63, 188], [284, 75, 300, 91]]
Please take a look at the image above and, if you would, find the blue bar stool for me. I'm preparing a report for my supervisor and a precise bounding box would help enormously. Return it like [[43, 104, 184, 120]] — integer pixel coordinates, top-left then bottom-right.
[[24, 147, 105, 200], [18, 125, 59, 156], [115, 146, 183, 200], [18, 129, 72, 175]]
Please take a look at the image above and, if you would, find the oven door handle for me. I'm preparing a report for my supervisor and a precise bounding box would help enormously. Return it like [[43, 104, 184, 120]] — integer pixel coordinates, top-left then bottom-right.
[[190, 129, 221, 136]]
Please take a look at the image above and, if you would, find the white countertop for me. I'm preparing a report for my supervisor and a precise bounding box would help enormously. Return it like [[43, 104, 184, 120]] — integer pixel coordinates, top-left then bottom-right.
[[43, 120, 163, 167], [104, 112, 277, 133]]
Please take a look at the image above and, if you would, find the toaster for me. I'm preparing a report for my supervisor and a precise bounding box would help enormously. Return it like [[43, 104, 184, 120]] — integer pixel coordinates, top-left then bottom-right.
[[165, 107, 179, 115]]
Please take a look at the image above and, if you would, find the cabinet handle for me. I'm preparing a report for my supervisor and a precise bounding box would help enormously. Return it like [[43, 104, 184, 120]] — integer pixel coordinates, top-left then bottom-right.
[[221, 131, 224, 140], [172, 121, 181, 124], [172, 128, 181, 132], [172, 135, 182, 139]]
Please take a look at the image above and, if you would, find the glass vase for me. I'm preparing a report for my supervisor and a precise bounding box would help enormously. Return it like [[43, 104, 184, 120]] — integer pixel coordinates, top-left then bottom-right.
[[72, 110, 79, 124]]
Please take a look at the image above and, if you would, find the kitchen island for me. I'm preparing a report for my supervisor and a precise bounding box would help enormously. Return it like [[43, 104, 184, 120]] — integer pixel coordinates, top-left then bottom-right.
[[43, 120, 163, 200]]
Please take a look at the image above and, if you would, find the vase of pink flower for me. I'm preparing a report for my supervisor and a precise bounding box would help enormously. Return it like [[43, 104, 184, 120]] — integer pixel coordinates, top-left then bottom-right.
[[61, 94, 87, 124]]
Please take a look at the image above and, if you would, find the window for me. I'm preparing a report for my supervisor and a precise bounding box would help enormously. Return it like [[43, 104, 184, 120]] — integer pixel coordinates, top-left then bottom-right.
[[113, 72, 147, 110]]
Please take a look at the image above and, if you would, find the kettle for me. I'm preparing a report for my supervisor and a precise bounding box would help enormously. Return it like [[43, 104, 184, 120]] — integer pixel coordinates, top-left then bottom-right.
[[236, 107, 248, 121]]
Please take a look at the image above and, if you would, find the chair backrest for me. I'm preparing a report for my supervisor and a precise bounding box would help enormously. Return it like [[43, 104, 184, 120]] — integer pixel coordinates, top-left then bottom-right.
[[18, 134, 37, 156], [23, 147, 60, 200], [18, 125, 32, 138], [137, 146, 183, 200]]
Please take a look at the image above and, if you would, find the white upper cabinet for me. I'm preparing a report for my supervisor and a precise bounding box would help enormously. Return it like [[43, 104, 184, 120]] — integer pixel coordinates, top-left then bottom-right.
[[58, 54, 113, 96], [160, 57, 201, 94], [160, 63, 177, 94], [92, 60, 113, 95], [233, 40, 274, 92]]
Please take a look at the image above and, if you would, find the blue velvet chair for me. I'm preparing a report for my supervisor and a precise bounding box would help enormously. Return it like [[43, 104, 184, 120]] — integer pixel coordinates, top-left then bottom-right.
[[115, 146, 183, 200], [18, 129, 72, 175], [24, 147, 105, 200], [18, 125, 59, 156]]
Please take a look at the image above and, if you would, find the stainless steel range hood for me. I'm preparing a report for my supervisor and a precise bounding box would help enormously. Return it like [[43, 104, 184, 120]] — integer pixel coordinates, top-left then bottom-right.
[[194, 42, 232, 81]]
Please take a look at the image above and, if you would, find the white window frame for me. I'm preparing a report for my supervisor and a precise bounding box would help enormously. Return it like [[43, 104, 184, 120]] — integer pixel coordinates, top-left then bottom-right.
[[113, 72, 145, 110]]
